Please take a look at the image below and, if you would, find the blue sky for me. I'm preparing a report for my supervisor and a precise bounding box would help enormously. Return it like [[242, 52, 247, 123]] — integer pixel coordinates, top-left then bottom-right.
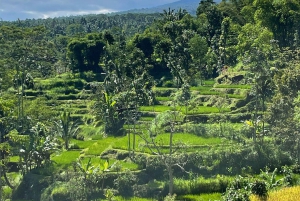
[[0, 0, 178, 21]]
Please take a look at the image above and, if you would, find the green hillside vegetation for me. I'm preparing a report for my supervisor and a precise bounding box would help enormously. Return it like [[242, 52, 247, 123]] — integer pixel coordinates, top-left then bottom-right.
[[1, 0, 300, 200]]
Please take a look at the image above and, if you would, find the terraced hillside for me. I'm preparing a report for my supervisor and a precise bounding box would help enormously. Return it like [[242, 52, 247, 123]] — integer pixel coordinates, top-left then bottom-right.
[[16, 73, 253, 155], [5, 71, 266, 201]]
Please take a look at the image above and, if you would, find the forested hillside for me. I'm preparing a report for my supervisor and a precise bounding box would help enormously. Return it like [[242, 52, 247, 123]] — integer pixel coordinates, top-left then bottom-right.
[[116, 0, 206, 15], [1, 0, 300, 201]]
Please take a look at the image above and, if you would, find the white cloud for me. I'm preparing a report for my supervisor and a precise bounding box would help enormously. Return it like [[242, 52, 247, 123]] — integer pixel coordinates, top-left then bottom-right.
[[23, 8, 116, 19], [1, 0, 179, 20]]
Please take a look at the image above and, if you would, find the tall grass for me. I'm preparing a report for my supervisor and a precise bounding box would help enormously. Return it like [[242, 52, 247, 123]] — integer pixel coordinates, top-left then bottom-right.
[[79, 125, 103, 137], [250, 186, 300, 201], [178, 193, 222, 201], [170, 176, 232, 196], [115, 197, 157, 201]]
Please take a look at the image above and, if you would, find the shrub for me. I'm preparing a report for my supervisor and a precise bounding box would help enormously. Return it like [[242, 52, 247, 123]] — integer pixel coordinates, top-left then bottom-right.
[[250, 180, 268, 198], [145, 156, 166, 178], [69, 143, 80, 149], [185, 123, 207, 137], [164, 194, 176, 201], [162, 80, 175, 87], [222, 176, 251, 201], [153, 88, 177, 97], [51, 184, 71, 201], [12, 173, 53, 201], [114, 169, 137, 197], [2, 186, 13, 200]]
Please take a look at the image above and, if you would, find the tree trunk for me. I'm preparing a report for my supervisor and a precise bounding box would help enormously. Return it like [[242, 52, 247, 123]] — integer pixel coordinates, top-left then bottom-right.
[[298, 138, 300, 164], [128, 132, 131, 152], [3, 170, 14, 189], [65, 139, 69, 150], [133, 126, 136, 153], [168, 166, 174, 195], [262, 96, 265, 142], [253, 85, 258, 144]]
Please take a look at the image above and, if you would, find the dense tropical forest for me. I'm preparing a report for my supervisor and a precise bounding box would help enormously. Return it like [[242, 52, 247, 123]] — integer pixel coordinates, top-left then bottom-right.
[[1, 0, 300, 200]]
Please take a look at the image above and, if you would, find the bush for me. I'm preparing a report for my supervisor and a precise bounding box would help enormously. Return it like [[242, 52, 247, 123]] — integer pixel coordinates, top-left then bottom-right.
[[222, 176, 251, 201], [2, 186, 13, 200], [114, 169, 137, 197], [165, 176, 231, 196], [145, 156, 166, 179], [162, 80, 175, 87], [250, 180, 268, 198], [69, 143, 80, 149], [185, 123, 207, 137], [51, 184, 71, 201], [154, 88, 177, 97]]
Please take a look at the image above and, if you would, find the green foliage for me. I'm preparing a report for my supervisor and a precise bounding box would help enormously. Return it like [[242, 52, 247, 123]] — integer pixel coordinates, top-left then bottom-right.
[[222, 176, 251, 201], [51, 184, 70, 201], [250, 180, 268, 198], [114, 169, 137, 197], [55, 111, 79, 150], [1, 186, 13, 200], [168, 176, 232, 196], [2, 1, 300, 200], [163, 194, 176, 201], [140, 105, 230, 114], [179, 193, 221, 201], [52, 150, 81, 167]]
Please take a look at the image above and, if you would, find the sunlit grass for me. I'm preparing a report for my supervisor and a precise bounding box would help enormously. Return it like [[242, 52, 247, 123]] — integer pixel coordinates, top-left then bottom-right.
[[200, 90, 221, 95], [140, 105, 230, 114], [214, 84, 252, 89], [153, 87, 177, 91], [112, 133, 226, 152], [190, 86, 213, 91], [179, 193, 222, 201], [84, 137, 116, 156], [204, 79, 216, 86], [52, 150, 81, 166], [9, 156, 19, 162], [115, 197, 157, 201], [80, 157, 139, 171], [156, 96, 172, 101], [71, 139, 97, 149], [79, 124, 103, 137], [250, 185, 300, 201], [227, 94, 245, 99], [139, 116, 155, 121]]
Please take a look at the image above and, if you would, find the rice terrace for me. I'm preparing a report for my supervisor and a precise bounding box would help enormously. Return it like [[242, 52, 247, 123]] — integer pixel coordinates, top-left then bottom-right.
[[1, 0, 300, 201]]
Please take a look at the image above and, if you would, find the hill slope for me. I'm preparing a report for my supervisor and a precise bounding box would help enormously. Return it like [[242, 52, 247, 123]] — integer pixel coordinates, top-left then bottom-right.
[[116, 0, 222, 15]]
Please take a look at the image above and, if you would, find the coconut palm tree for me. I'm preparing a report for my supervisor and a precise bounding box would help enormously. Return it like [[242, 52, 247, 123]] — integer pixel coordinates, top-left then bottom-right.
[[55, 111, 79, 150]]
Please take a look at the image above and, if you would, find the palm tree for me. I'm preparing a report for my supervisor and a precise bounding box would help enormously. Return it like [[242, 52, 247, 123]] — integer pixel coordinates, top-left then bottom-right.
[[162, 8, 176, 22], [55, 111, 79, 150]]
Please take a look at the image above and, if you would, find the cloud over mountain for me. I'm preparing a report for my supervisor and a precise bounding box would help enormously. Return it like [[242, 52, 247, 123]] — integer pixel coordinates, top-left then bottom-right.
[[0, 0, 177, 21]]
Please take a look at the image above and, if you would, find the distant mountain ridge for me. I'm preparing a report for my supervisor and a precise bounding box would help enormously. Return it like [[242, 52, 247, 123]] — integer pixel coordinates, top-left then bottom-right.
[[115, 0, 222, 16]]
